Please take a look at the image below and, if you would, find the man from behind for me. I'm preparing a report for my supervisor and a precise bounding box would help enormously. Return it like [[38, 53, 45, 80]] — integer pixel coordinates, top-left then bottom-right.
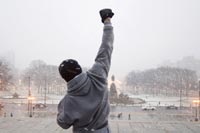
[[57, 9, 114, 133]]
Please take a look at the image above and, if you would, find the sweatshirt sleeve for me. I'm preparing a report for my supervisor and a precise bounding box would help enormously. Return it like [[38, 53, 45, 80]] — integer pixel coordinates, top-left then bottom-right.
[[57, 97, 73, 129], [88, 22, 114, 79]]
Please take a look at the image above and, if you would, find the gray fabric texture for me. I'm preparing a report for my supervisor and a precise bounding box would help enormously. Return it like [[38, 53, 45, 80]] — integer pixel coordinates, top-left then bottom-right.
[[57, 22, 114, 133]]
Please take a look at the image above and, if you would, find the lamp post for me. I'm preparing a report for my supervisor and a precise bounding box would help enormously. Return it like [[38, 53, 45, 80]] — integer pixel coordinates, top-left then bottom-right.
[[0, 78, 1, 91], [28, 77, 31, 96], [179, 78, 183, 109], [27, 77, 32, 117], [44, 77, 47, 107], [27, 96, 34, 117], [180, 89, 182, 109], [193, 100, 199, 121], [199, 80, 200, 120], [0, 73, 3, 91]]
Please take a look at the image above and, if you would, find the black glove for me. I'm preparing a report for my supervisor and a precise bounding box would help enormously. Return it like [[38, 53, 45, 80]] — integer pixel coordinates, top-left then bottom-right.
[[99, 8, 114, 23]]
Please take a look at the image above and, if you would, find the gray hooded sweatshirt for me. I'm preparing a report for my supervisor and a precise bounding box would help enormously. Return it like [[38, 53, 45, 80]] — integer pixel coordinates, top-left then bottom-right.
[[57, 21, 114, 133]]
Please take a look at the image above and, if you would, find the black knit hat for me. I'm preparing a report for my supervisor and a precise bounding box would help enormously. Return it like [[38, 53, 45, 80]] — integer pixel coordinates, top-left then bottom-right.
[[58, 59, 82, 82]]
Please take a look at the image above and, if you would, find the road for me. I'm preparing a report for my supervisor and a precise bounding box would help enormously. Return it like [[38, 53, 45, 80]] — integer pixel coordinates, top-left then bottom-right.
[[0, 117, 200, 133], [0, 104, 200, 133]]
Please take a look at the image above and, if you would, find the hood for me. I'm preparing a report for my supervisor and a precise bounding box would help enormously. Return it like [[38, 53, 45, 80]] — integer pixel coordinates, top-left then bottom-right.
[[67, 72, 90, 96]]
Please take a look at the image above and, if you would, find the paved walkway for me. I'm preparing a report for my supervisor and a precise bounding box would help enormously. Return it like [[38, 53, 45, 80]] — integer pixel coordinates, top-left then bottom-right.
[[0, 117, 200, 133], [1, 102, 200, 132]]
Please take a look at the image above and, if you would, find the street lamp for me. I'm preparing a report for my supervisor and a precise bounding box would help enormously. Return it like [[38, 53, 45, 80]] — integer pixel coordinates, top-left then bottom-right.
[[198, 80, 200, 120], [28, 77, 31, 96], [0, 79, 1, 91], [27, 76, 32, 117], [178, 72, 183, 110], [0, 73, 3, 91], [27, 96, 35, 117], [44, 77, 47, 106], [193, 100, 199, 121]]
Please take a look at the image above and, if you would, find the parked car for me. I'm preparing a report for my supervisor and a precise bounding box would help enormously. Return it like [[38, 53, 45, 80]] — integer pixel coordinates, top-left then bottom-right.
[[142, 105, 156, 111], [166, 105, 178, 110], [34, 103, 46, 109]]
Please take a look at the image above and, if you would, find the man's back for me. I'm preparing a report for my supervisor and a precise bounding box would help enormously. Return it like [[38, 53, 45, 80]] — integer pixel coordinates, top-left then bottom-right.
[[63, 71, 110, 132], [57, 9, 114, 133]]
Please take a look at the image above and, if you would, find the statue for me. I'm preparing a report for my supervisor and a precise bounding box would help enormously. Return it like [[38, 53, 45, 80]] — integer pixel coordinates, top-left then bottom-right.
[[110, 75, 118, 98]]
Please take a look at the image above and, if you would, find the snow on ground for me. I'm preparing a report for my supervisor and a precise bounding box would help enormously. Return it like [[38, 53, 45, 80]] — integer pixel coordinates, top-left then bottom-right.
[[0, 89, 198, 108], [129, 94, 196, 107]]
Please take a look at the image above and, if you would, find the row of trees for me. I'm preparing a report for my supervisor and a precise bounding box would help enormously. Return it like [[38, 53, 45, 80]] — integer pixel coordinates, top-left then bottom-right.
[[21, 60, 66, 95], [125, 67, 198, 96], [161, 56, 200, 77], [0, 58, 12, 91], [0, 58, 88, 95], [0, 58, 69, 97], [1, 57, 199, 97]]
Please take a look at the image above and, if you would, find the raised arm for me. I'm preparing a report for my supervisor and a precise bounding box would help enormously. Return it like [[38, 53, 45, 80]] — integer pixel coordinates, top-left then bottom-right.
[[88, 9, 114, 79]]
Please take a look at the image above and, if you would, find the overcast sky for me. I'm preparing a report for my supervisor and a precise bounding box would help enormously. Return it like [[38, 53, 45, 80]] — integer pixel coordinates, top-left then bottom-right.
[[0, 0, 200, 80]]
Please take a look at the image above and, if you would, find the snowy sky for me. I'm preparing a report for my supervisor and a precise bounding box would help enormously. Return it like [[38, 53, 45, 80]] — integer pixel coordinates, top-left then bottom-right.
[[0, 0, 200, 80]]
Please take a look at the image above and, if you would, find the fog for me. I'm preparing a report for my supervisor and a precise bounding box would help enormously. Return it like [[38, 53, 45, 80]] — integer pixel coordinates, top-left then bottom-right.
[[0, 0, 200, 79]]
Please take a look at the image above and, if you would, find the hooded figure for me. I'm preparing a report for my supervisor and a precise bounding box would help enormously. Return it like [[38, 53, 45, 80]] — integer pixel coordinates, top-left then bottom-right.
[[57, 9, 114, 133]]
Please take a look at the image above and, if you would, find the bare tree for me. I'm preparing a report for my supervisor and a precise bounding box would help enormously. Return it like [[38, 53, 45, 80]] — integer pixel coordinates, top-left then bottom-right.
[[125, 67, 198, 96], [0, 58, 12, 91], [21, 60, 65, 95]]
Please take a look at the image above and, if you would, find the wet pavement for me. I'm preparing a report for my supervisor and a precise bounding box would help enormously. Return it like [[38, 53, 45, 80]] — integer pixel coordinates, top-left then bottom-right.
[[0, 104, 200, 133], [0, 117, 200, 133], [1, 93, 200, 133]]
